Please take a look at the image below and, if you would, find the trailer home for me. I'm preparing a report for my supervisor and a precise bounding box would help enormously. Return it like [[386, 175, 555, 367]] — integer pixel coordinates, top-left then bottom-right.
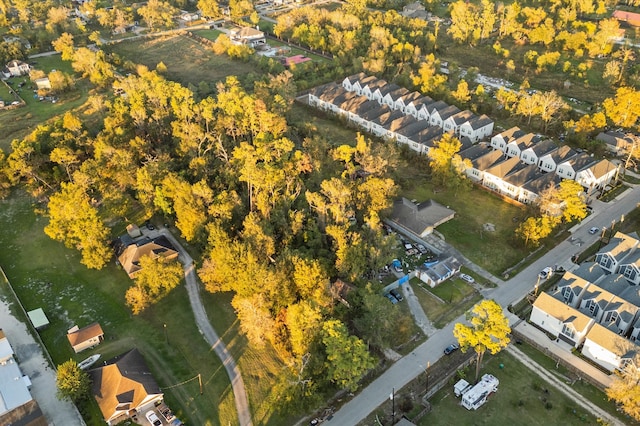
[[461, 374, 499, 410]]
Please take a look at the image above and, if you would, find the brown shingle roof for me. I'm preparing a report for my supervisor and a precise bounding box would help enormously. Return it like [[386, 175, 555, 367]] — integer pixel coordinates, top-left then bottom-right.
[[67, 323, 104, 347]]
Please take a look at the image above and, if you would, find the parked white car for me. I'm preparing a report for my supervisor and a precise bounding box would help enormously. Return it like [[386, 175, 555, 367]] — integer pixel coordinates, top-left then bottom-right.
[[459, 274, 475, 283], [145, 411, 162, 426]]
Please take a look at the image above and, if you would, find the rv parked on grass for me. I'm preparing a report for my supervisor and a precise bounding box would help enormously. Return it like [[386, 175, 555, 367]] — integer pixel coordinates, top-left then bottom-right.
[[461, 374, 499, 410]]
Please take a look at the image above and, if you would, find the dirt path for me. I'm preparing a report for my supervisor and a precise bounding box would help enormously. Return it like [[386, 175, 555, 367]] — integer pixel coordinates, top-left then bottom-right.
[[159, 228, 253, 426], [505, 345, 623, 426]]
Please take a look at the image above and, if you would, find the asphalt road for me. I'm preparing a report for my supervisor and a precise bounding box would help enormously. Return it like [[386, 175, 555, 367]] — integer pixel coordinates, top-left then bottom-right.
[[159, 228, 253, 426], [327, 185, 640, 425]]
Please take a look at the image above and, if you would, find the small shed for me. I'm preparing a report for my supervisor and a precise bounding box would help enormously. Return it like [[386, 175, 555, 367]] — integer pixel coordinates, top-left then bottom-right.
[[27, 308, 49, 330], [454, 379, 471, 397], [67, 323, 104, 353], [126, 223, 142, 238]]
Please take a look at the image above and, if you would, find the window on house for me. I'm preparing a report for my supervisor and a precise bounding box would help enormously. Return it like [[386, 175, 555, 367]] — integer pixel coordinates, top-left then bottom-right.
[[587, 300, 599, 316], [562, 324, 575, 339]]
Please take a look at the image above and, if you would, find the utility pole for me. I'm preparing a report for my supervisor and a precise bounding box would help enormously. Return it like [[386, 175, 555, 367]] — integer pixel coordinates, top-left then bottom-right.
[[198, 373, 203, 395], [390, 387, 395, 424]]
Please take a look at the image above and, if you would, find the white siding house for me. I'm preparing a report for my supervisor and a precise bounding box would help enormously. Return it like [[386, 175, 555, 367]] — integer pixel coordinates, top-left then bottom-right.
[[530, 292, 595, 348]]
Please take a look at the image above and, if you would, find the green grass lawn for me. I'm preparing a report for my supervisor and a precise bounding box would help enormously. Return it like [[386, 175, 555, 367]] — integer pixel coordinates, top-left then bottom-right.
[[0, 192, 237, 425], [105, 34, 256, 87], [410, 278, 482, 328], [417, 350, 602, 425], [288, 103, 363, 146], [193, 28, 224, 41]]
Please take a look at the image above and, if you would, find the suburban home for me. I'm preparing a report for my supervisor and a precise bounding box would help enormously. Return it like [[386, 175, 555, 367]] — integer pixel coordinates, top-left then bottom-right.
[[350, 75, 379, 96], [401, 1, 429, 19], [346, 99, 381, 131], [595, 232, 640, 274], [520, 139, 557, 165], [577, 285, 619, 323], [341, 72, 368, 92], [371, 83, 402, 105], [369, 108, 405, 138], [619, 250, 640, 285], [361, 79, 388, 101], [520, 173, 563, 206], [394, 91, 423, 113], [0, 330, 39, 421], [581, 323, 640, 372], [574, 159, 619, 194], [501, 164, 540, 201], [386, 115, 422, 144], [505, 133, 541, 158], [530, 292, 595, 348], [418, 256, 462, 288], [599, 296, 639, 336], [4, 60, 30, 77], [596, 131, 635, 156], [308, 82, 346, 110], [395, 121, 439, 152], [556, 152, 596, 181], [423, 100, 448, 123], [552, 271, 592, 307], [631, 316, 640, 342], [481, 156, 527, 193], [537, 145, 577, 174], [443, 110, 475, 135], [459, 115, 494, 143], [67, 323, 104, 353], [388, 198, 455, 239], [88, 348, 164, 425], [463, 148, 503, 182], [410, 96, 436, 121], [430, 104, 460, 128], [490, 127, 525, 152], [116, 235, 179, 279], [229, 27, 266, 47]]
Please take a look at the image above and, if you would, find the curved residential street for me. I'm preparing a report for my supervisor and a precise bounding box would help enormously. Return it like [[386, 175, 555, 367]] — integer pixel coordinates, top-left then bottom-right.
[[328, 185, 640, 425], [159, 228, 253, 426]]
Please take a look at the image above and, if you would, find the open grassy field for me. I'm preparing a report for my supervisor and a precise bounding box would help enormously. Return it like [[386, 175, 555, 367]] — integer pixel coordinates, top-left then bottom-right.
[[105, 34, 256, 87], [0, 192, 237, 425], [0, 54, 90, 151], [417, 350, 602, 426], [410, 278, 482, 328]]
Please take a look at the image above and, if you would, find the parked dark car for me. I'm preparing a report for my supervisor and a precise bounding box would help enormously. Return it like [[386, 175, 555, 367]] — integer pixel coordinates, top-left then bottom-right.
[[146, 222, 155, 230], [385, 293, 398, 304], [389, 288, 404, 302], [444, 343, 459, 355]]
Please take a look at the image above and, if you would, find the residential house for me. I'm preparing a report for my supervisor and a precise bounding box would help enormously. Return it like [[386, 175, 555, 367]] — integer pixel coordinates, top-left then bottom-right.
[[423, 100, 448, 123], [581, 323, 640, 372], [430, 104, 460, 128], [406, 126, 442, 155], [613, 9, 640, 27], [116, 235, 179, 279], [596, 131, 635, 156], [501, 164, 540, 202], [530, 292, 595, 348], [599, 296, 639, 336], [67, 323, 104, 353], [520, 139, 557, 166], [631, 316, 640, 342], [372, 84, 405, 106], [572, 262, 607, 285], [595, 232, 639, 274], [505, 133, 541, 158], [577, 285, 618, 323], [490, 127, 525, 152], [361, 78, 388, 101], [350, 75, 379, 96], [359, 103, 389, 131], [341, 73, 368, 92], [5, 60, 30, 77], [464, 148, 503, 182], [88, 348, 164, 425], [520, 172, 563, 205], [346, 99, 381, 131], [619, 250, 640, 285], [369, 108, 405, 138], [552, 272, 591, 306], [459, 115, 494, 143], [482, 156, 528, 194], [418, 256, 462, 288], [308, 82, 347, 110], [556, 152, 596, 180], [574, 159, 619, 194], [229, 27, 266, 47], [394, 91, 423, 113], [443, 110, 475, 135], [410, 96, 436, 121], [0, 330, 38, 420], [538, 145, 577, 174], [401, 1, 429, 19], [388, 198, 455, 239]]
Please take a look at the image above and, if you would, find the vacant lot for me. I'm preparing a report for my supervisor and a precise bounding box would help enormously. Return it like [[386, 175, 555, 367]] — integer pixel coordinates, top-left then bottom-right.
[[0, 192, 237, 425], [410, 278, 481, 328], [106, 34, 255, 87]]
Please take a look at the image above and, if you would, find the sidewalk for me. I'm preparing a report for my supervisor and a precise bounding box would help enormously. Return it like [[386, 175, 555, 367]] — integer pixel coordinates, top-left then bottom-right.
[[506, 344, 623, 426], [512, 319, 613, 389]]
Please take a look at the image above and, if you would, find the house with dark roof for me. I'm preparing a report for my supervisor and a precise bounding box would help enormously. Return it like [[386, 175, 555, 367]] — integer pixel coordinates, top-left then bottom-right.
[[422, 100, 448, 123], [464, 149, 503, 182], [88, 348, 163, 425], [361, 79, 388, 101], [459, 114, 494, 143], [410, 126, 443, 155], [430, 104, 460, 128], [411, 96, 436, 121], [388, 198, 455, 239], [538, 145, 577, 173], [116, 235, 179, 279], [490, 127, 525, 152], [520, 172, 562, 205], [372, 83, 403, 106], [346, 98, 381, 131], [596, 131, 635, 156], [556, 152, 596, 180], [418, 256, 462, 288], [481, 156, 527, 193], [552, 272, 592, 306], [520, 139, 557, 166], [595, 232, 639, 274], [619, 250, 640, 285], [575, 159, 619, 194], [505, 133, 541, 158], [67, 323, 104, 353], [369, 109, 405, 138], [394, 91, 423, 113], [501, 164, 540, 201], [443, 110, 475, 135], [341, 73, 368, 92]]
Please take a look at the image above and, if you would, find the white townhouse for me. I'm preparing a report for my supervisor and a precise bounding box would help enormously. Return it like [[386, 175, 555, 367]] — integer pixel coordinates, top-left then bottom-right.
[[346, 99, 383, 131], [412, 96, 436, 121], [481, 156, 527, 194], [575, 159, 619, 194], [359, 104, 389, 131], [394, 91, 423, 113], [581, 323, 640, 372], [430, 104, 460, 128], [520, 139, 556, 166], [463, 148, 503, 182], [342, 72, 368, 91], [619, 251, 640, 285], [374, 84, 408, 107], [412, 127, 443, 155], [553, 272, 592, 307], [346, 74, 379, 96], [501, 164, 540, 202], [361, 79, 388, 101], [530, 292, 595, 348], [424, 100, 449, 124], [595, 232, 640, 274], [556, 152, 596, 180], [308, 82, 345, 110], [369, 109, 405, 138], [490, 127, 525, 152], [505, 133, 541, 158], [599, 297, 639, 336], [631, 316, 640, 342], [520, 172, 562, 205], [386, 115, 417, 142], [538, 145, 577, 174], [443, 110, 475, 135], [577, 285, 618, 324], [459, 115, 494, 143]]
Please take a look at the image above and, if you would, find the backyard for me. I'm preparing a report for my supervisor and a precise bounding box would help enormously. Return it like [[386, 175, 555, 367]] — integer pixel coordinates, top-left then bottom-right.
[[410, 277, 482, 329], [0, 192, 238, 425]]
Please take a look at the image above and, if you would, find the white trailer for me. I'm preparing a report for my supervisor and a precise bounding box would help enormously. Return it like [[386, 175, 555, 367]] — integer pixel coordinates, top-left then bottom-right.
[[454, 379, 471, 397], [461, 374, 499, 410]]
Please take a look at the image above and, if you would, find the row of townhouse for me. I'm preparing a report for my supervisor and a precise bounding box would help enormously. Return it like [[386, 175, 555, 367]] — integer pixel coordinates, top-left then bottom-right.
[[460, 127, 619, 204], [308, 74, 618, 204], [530, 231, 640, 373]]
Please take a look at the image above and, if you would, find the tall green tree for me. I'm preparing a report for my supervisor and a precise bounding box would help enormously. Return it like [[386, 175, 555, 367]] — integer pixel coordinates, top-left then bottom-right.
[[125, 255, 184, 314], [322, 319, 375, 391], [427, 133, 471, 191], [453, 300, 511, 381], [56, 360, 91, 403], [558, 179, 588, 222]]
